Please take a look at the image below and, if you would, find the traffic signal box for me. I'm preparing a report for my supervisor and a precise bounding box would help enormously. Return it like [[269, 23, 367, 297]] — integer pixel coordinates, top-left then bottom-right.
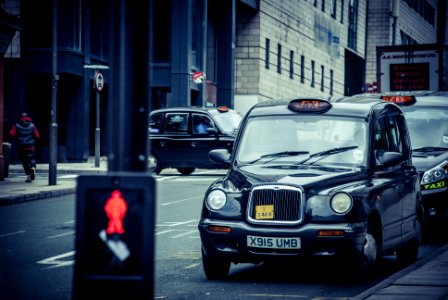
[[73, 173, 156, 300]]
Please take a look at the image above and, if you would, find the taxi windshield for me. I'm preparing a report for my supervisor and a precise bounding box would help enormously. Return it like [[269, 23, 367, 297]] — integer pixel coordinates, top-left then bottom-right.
[[401, 107, 448, 150], [236, 115, 368, 166], [211, 110, 243, 134]]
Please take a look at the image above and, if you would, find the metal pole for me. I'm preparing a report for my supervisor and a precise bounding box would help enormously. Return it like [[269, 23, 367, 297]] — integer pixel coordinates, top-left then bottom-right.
[[95, 88, 100, 167], [49, 0, 58, 185]]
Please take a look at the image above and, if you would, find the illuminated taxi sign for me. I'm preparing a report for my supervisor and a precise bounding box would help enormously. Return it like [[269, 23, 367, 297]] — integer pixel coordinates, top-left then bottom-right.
[[288, 99, 332, 113], [217, 106, 230, 112], [380, 95, 416, 105]]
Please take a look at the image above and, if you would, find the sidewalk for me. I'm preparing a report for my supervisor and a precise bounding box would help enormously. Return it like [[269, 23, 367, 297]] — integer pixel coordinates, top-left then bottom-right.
[[0, 159, 447, 299], [0, 158, 107, 205]]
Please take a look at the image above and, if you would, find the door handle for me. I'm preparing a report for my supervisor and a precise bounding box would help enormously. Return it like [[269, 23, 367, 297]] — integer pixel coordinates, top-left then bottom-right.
[[191, 142, 197, 147], [160, 141, 166, 147]]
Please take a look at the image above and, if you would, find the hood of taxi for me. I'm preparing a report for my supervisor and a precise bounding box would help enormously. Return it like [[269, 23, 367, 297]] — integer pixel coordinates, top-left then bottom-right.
[[228, 163, 364, 190], [412, 150, 448, 172]]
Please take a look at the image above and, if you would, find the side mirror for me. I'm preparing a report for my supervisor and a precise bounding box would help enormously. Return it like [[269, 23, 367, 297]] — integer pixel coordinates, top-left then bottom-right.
[[209, 149, 231, 167], [376, 151, 403, 167], [207, 127, 218, 135]]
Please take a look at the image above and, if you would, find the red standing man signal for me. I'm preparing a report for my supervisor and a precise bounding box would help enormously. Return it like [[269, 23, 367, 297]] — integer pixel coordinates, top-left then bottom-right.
[[104, 190, 128, 234]]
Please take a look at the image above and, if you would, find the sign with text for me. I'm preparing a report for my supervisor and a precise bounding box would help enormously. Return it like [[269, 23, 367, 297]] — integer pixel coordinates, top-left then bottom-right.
[[389, 63, 430, 91]]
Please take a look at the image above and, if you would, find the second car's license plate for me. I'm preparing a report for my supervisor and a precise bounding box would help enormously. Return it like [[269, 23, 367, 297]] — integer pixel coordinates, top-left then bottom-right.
[[247, 235, 301, 249]]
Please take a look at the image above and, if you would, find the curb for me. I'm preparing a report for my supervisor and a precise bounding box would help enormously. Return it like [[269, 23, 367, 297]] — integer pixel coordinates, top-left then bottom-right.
[[351, 243, 448, 299], [0, 188, 76, 206]]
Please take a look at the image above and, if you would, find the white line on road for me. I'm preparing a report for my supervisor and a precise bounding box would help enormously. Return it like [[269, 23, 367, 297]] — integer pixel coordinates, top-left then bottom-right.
[[0, 230, 26, 238], [161, 196, 202, 206], [155, 229, 177, 236], [157, 220, 197, 227], [170, 230, 197, 239], [47, 231, 75, 239], [37, 250, 75, 269]]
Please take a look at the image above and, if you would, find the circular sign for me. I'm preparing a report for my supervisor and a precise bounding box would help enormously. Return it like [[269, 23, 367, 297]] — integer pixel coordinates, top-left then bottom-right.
[[95, 71, 104, 91], [192, 71, 206, 84]]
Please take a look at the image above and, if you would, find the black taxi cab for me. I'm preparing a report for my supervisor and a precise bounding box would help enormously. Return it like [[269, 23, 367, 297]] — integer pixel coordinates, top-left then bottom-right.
[[148, 106, 242, 174], [336, 91, 448, 231], [198, 97, 422, 279]]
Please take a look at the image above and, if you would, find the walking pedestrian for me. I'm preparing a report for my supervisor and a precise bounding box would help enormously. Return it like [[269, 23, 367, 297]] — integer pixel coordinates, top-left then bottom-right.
[[9, 113, 40, 182]]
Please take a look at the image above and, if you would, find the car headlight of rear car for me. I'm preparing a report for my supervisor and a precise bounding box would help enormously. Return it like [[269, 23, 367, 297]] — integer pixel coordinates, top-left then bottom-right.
[[206, 189, 227, 210], [330, 192, 353, 214], [421, 160, 448, 185]]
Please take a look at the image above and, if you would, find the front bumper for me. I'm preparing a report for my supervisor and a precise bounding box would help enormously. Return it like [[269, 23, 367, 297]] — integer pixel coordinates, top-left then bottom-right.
[[198, 219, 367, 263]]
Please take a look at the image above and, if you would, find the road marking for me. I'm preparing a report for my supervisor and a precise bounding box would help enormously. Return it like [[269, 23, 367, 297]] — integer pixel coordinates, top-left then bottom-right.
[[47, 231, 75, 239], [157, 220, 197, 227], [37, 251, 75, 269], [161, 196, 202, 206], [155, 229, 177, 236], [0, 230, 26, 238], [184, 263, 200, 269], [240, 294, 307, 298], [170, 230, 197, 239]]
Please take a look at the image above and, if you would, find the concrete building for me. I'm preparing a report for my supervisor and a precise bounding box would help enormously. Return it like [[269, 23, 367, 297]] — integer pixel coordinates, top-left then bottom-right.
[[364, 0, 447, 90], [0, 0, 446, 166]]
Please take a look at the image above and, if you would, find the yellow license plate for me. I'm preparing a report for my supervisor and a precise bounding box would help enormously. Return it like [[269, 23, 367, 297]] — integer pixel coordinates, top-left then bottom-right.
[[255, 205, 274, 219]]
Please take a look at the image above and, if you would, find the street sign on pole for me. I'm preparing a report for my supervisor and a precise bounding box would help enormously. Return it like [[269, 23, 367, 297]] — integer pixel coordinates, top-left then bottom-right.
[[95, 71, 104, 92]]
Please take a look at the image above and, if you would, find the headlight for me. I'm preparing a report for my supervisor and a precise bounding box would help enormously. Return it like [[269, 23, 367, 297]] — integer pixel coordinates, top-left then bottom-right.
[[330, 192, 353, 214], [206, 189, 227, 210], [421, 161, 448, 184]]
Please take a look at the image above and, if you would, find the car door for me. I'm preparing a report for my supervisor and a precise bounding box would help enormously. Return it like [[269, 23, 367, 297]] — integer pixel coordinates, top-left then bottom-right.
[[191, 113, 219, 167], [158, 112, 191, 166], [373, 114, 404, 250]]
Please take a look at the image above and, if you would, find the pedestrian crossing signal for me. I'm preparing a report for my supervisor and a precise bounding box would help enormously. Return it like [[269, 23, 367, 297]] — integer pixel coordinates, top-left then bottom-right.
[[73, 173, 155, 300]]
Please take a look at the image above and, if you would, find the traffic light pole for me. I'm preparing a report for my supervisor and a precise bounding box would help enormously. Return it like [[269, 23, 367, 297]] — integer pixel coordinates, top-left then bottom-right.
[[74, 1, 154, 299]]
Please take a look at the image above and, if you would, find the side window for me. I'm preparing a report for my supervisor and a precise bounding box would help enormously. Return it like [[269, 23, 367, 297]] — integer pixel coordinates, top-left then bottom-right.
[[387, 115, 403, 154], [149, 113, 163, 134], [374, 117, 389, 153], [192, 114, 214, 134], [164, 113, 189, 134]]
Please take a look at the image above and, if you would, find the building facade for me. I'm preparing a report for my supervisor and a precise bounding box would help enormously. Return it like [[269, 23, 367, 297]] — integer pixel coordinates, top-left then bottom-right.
[[1, 0, 446, 164]]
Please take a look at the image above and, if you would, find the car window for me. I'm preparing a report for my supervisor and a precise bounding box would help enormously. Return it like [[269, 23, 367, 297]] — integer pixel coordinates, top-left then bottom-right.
[[403, 107, 448, 148], [164, 113, 189, 134], [149, 113, 164, 134], [192, 114, 214, 134], [212, 111, 243, 134], [236, 115, 367, 166]]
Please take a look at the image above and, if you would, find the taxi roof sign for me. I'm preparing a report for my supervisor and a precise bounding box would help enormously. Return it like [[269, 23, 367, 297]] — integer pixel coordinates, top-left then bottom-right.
[[217, 106, 230, 112], [381, 95, 416, 105], [288, 99, 332, 113]]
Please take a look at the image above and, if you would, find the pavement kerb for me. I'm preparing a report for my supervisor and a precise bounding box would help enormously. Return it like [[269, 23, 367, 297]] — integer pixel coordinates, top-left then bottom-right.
[[351, 243, 448, 300], [0, 188, 76, 206]]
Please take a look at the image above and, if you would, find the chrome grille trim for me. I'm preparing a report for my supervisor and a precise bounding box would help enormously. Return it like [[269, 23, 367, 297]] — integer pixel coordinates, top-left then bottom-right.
[[247, 185, 304, 225]]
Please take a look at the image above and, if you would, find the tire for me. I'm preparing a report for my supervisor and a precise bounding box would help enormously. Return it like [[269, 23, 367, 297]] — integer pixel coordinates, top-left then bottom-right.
[[148, 154, 162, 174], [352, 221, 381, 280], [177, 167, 195, 175], [201, 249, 230, 280]]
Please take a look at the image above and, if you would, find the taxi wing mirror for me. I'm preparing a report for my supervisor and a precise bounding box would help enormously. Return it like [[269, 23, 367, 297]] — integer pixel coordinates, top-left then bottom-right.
[[209, 149, 231, 167], [207, 127, 218, 135], [376, 151, 403, 167]]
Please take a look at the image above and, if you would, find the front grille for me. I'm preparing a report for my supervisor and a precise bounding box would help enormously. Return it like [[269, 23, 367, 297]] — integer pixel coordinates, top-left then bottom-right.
[[247, 185, 303, 225]]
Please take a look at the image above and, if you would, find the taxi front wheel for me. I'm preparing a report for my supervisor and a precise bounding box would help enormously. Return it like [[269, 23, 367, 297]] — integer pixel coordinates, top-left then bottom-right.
[[148, 154, 162, 174], [177, 167, 195, 175], [202, 249, 230, 280]]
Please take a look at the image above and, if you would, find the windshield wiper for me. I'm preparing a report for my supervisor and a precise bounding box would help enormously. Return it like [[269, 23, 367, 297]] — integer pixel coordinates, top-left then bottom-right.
[[246, 151, 309, 164], [412, 146, 448, 152], [297, 146, 358, 165]]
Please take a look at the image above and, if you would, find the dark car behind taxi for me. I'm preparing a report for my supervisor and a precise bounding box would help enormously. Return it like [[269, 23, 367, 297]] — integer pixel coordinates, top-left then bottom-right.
[[336, 91, 448, 233], [148, 106, 242, 174], [198, 97, 422, 280]]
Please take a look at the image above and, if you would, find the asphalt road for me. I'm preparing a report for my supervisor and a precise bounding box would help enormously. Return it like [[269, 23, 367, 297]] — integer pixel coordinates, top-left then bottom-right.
[[0, 171, 444, 300]]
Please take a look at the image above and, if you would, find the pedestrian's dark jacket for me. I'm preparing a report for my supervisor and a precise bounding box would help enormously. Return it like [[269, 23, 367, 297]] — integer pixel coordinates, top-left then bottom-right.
[[9, 115, 40, 151]]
